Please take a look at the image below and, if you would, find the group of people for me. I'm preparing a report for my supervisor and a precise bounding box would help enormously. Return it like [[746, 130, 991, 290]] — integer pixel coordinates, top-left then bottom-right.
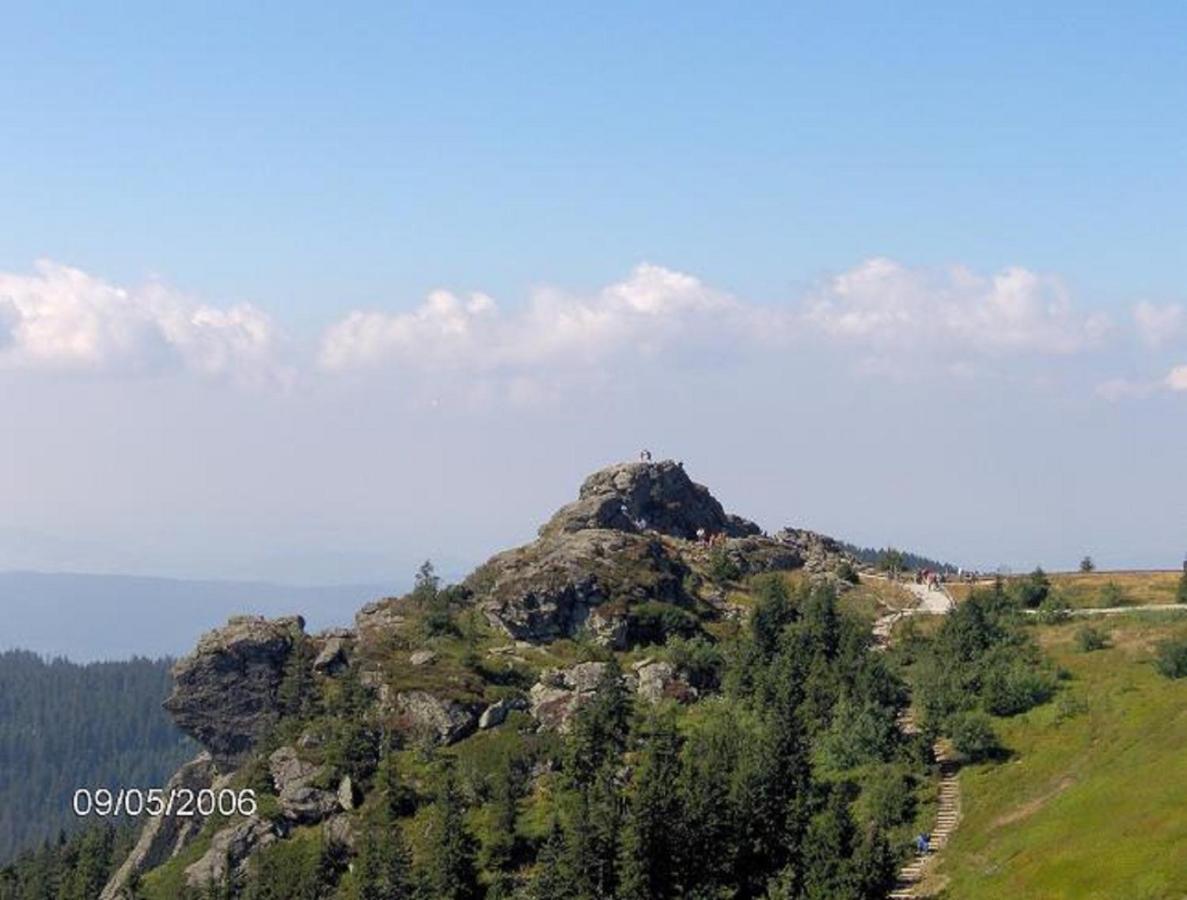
[[695, 526, 727, 547], [915, 568, 944, 591]]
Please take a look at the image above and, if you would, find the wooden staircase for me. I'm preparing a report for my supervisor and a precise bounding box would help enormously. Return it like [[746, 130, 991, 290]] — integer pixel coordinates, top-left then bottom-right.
[[888, 737, 961, 899]]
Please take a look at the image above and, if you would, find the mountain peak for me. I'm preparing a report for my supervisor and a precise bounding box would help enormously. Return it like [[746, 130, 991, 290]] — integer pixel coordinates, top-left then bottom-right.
[[541, 458, 761, 540]]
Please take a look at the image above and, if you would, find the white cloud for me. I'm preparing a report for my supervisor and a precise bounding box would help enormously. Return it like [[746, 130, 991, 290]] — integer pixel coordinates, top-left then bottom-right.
[[1133, 301, 1184, 348], [805, 258, 1110, 355], [318, 262, 750, 373], [0, 260, 283, 383], [1165, 365, 1187, 392], [1, 257, 1120, 397]]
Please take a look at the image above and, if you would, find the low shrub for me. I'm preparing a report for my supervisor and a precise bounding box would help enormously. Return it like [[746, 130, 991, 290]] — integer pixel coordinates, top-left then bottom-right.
[[1035, 594, 1071, 624], [1098, 581, 1128, 608], [628, 601, 700, 646], [981, 662, 1056, 716], [1155, 638, 1187, 679], [950, 712, 1001, 762], [707, 547, 741, 583], [1074, 625, 1108, 652]]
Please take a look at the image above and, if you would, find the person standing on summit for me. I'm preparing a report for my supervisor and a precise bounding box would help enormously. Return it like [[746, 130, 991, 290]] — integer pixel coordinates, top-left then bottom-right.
[[639, 449, 653, 462]]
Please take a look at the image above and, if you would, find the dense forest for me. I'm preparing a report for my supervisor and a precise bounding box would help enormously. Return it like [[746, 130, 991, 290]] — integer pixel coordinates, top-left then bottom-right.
[[0, 651, 194, 864], [0, 823, 136, 900]]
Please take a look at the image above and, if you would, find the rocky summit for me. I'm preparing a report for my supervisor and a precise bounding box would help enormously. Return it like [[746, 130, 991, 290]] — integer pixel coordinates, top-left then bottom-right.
[[115, 458, 856, 896], [540, 459, 761, 539]]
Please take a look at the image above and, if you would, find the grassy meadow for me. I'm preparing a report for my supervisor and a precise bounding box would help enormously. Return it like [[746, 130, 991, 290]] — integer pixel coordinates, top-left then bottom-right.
[[929, 609, 1187, 899], [946, 570, 1183, 608]]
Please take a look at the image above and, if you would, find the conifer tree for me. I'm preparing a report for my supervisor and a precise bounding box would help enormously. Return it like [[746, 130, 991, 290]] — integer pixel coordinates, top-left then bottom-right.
[[421, 770, 479, 900], [800, 789, 858, 900], [618, 710, 682, 900], [526, 818, 574, 900]]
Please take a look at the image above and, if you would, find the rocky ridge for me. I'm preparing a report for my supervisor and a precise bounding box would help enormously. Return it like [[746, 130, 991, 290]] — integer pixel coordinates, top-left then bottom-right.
[[110, 459, 854, 895]]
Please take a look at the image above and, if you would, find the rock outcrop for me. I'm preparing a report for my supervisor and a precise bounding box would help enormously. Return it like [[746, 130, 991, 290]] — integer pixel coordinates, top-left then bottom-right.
[[468, 529, 688, 646], [774, 527, 851, 578], [394, 690, 480, 745], [633, 660, 697, 704], [185, 817, 278, 888], [99, 754, 218, 900], [528, 662, 615, 731], [541, 460, 760, 540], [527, 660, 697, 730], [164, 615, 304, 770]]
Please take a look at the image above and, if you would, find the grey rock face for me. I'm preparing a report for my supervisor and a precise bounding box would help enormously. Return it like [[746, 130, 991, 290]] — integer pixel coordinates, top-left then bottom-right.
[[528, 662, 635, 732], [279, 785, 339, 824], [164, 615, 304, 770], [541, 460, 761, 540], [270, 745, 339, 824], [635, 661, 697, 704], [469, 530, 687, 646], [268, 745, 317, 794], [773, 527, 853, 578], [409, 649, 437, 666], [313, 634, 349, 673], [323, 814, 356, 852], [185, 817, 278, 887], [394, 690, 479, 744], [337, 775, 357, 811], [99, 754, 217, 900]]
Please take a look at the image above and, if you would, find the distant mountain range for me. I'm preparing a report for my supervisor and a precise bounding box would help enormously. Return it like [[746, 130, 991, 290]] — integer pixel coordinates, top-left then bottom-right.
[[0, 571, 395, 661]]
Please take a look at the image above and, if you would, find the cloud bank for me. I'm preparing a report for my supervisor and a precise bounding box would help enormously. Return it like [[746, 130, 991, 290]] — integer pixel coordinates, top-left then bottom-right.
[[0, 260, 282, 383], [3, 257, 1179, 397]]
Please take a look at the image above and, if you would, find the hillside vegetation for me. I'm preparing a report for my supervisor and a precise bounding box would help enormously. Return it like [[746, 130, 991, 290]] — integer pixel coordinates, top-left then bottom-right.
[[925, 605, 1187, 898]]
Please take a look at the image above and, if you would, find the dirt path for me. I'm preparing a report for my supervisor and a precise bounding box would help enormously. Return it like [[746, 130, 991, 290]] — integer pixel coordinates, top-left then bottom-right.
[[1037, 603, 1187, 616]]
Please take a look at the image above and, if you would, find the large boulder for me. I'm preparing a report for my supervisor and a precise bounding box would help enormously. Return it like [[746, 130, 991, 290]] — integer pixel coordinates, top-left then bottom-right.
[[278, 785, 340, 824], [468, 530, 689, 646], [164, 615, 305, 770], [634, 660, 697, 704], [268, 745, 317, 794], [394, 690, 480, 745], [541, 460, 761, 540]]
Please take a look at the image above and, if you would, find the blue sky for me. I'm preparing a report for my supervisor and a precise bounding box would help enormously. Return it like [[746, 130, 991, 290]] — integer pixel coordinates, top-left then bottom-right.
[[4, 2, 1184, 319], [1, 2, 1186, 584]]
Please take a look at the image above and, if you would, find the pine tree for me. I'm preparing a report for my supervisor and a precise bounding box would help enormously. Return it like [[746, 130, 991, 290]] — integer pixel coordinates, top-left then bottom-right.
[[483, 760, 519, 875], [618, 710, 682, 900], [564, 657, 632, 787], [526, 818, 574, 900], [676, 713, 737, 896], [800, 789, 858, 900], [421, 770, 479, 900], [852, 822, 897, 898]]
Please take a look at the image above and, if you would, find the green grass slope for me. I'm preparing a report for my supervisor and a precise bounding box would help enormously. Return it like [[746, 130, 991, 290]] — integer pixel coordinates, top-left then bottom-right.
[[934, 610, 1187, 899]]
